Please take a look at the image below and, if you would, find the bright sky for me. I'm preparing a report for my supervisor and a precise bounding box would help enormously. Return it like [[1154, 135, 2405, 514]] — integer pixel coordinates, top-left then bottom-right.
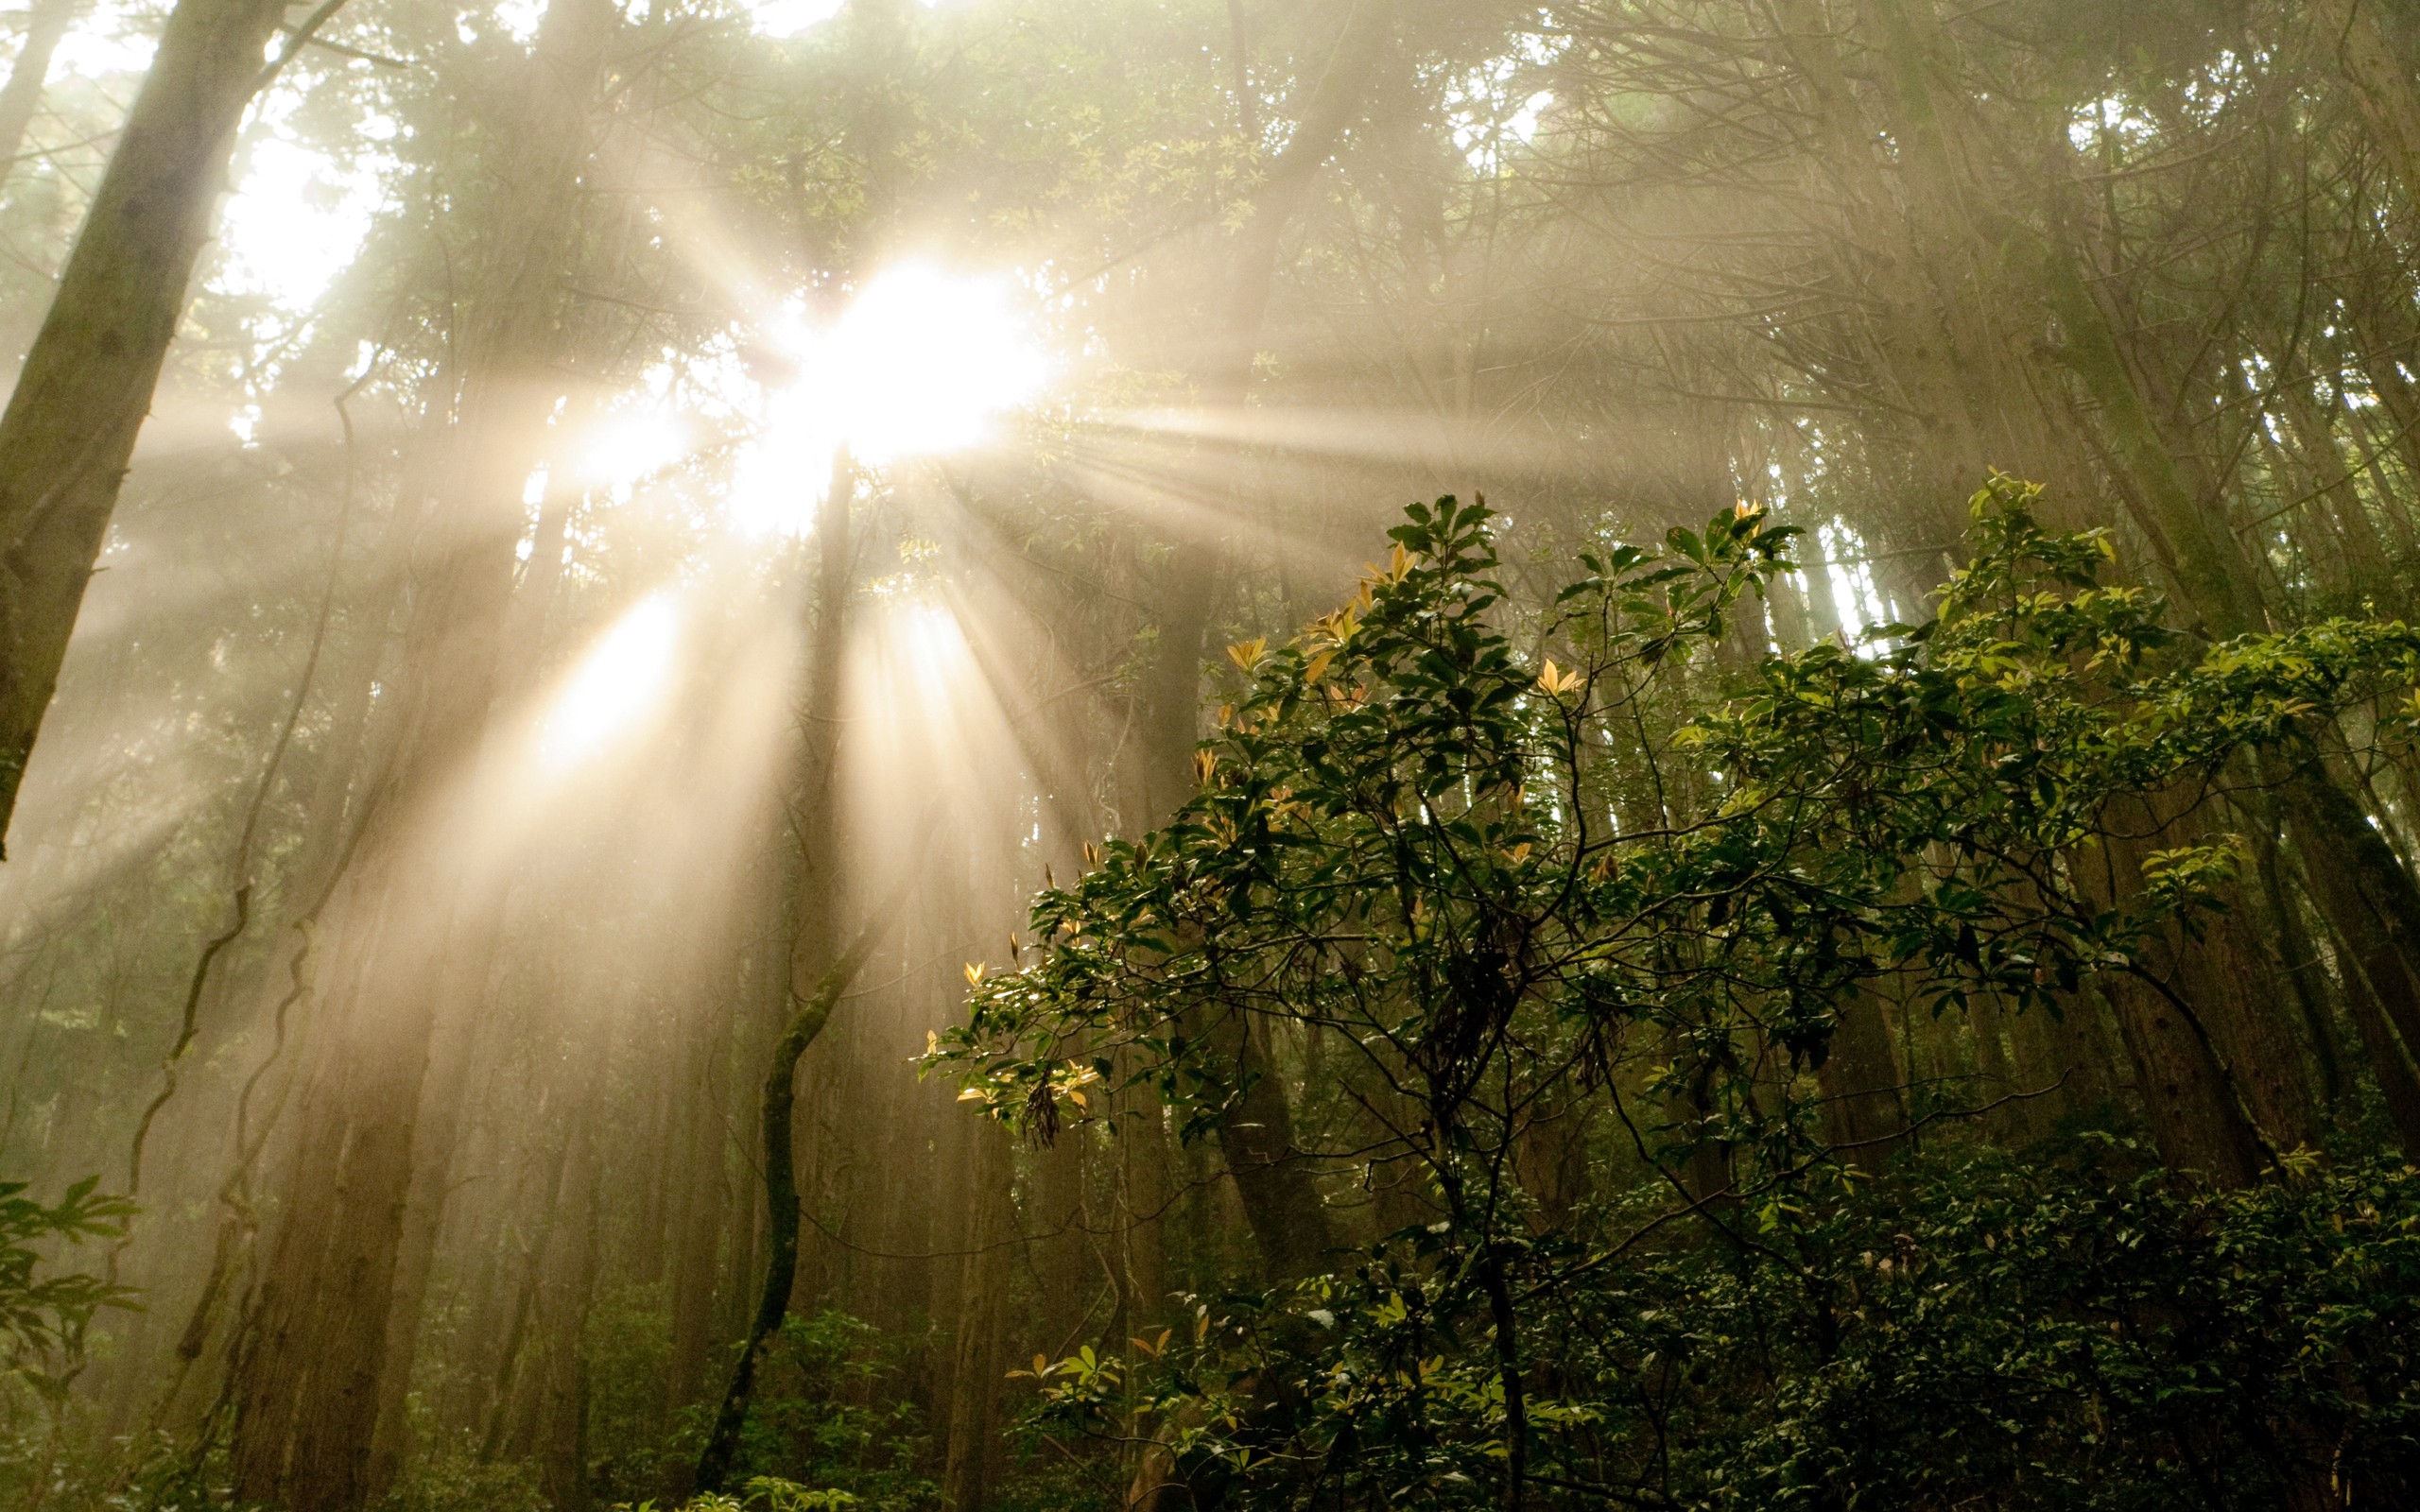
[[218, 125, 389, 317], [752, 0, 956, 42], [752, 0, 846, 36], [51, 0, 154, 77], [34, 0, 387, 331], [198, 0, 976, 324]]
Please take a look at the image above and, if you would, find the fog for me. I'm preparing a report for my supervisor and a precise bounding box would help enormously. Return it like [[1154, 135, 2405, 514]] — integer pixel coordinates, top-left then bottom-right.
[[0, 2, 2417, 1508]]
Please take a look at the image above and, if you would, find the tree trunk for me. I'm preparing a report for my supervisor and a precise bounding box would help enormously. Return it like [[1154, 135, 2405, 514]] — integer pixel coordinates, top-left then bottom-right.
[[695, 439, 893, 1486], [1123, 4, 1392, 1285], [2312, 0, 2420, 224], [364, 449, 582, 1495], [0, 0, 290, 850], [361, 919, 508, 1501], [0, 0, 79, 190], [538, 1092, 608, 1512], [1815, 988, 1907, 1167], [224, 0, 618, 1501], [689, 909, 897, 1493], [1211, 1012, 1334, 1282], [2078, 788, 2315, 1183], [1029, 1127, 1091, 1354], [227, 885, 446, 1512], [666, 960, 742, 1427], [940, 1122, 1013, 1512], [1135, 0, 1396, 816], [2278, 754, 2420, 1153]]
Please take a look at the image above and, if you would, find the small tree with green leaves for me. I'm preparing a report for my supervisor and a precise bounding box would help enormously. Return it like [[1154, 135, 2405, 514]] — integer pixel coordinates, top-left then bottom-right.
[[930, 482, 2420, 1509], [0, 1177, 132, 1396]]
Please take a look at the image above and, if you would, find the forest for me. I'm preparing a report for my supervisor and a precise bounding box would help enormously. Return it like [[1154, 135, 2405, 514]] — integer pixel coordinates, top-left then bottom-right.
[[0, 0, 2418, 1507]]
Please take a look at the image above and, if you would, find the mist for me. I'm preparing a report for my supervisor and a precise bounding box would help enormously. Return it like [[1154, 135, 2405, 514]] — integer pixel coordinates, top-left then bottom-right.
[[0, 2, 2417, 1509]]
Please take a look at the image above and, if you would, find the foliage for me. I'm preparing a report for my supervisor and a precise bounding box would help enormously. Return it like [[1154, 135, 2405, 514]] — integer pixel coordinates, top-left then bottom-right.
[[658, 1311, 933, 1512], [381, 1442, 550, 1512], [931, 482, 2420, 1507], [581, 1283, 680, 1506], [1028, 1145, 2420, 1508], [936, 481, 2420, 1203], [0, 1177, 134, 1398], [645, 1476, 862, 1512]]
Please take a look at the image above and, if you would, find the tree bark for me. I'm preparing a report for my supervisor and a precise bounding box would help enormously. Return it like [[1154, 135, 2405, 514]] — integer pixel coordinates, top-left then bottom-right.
[[1135, 0, 1395, 817], [224, 0, 618, 1502], [2078, 788, 2315, 1183], [1815, 988, 1907, 1167], [689, 908, 897, 1493], [696, 435, 892, 1485], [2312, 0, 2420, 225], [1129, 9, 1395, 1287], [0, 0, 291, 850], [940, 1122, 1012, 1512], [1210, 1012, 1334, 1282], [0, 0, 79, 191], [364, 447, 583, 1496], [2278, 754, 2420, 1153], [666, 955, 744, 1437]]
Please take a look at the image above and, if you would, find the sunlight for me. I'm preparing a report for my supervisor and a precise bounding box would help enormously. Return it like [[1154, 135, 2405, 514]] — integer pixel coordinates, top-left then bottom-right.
[[52, 0, 156, 78], [215, 92, 391, 324], [879, 597, 977, 726], [727, 263, 1049, 537], [851, 593, 990, 790], [493, 0, 545, 43], [842, 589, 1024, 906], [216, 136, 377, 311], [576, 409, 691, 490], [539, 594, 683, 765], [829, 266, 1050, 463], [751, 0, 956, 39], [752, 0, 844, 36]]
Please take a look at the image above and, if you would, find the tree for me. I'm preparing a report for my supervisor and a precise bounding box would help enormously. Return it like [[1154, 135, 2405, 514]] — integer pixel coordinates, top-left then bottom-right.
[[939, 483, 2420, 1505], [0, 0, 306, 852], [0, 1177, 130, 1392]]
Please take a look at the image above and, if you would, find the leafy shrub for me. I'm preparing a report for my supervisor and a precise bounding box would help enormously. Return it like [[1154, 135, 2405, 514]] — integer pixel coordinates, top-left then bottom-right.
[[659, 1312, 933, 1512], [1032, 1147, 2420, 1509], [0, 1177, 133, 1400]]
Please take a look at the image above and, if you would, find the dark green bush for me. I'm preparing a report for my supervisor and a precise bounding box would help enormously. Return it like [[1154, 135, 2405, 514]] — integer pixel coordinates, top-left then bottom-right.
[[1027, 1146, 2420, 1509]]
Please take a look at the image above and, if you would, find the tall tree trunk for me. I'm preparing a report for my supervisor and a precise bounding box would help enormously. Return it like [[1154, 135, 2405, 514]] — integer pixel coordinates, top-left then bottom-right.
[[2278, 752, 2420, 1153], [2078, 788, 2314, 1183], [224, 0, 618, 1502], [0, 0, 79, 191], [1857, 0, 2420, 1159], [689, 909, 896, 1493], [1210, 1011, 1334, 1281], [1135, 0, 1395, 818], [0, 0, 291, 850], [227, 880, 444, 1511], [940, 1122, 1013, 1512], [665, 956, 743, 1444], [1029, 1128, 1091, 1354], [537, 1082, 608, 1512], [1815, 988, 1907, 1167], [2312, 0, 2420, 223], [364, 457, 581, 1496], [1114, 1061, 1173, 1332], [1127, 9, 1396, 1286], [2035, 207, 2420, 1155], [696, 441, 887, 1486], [360, 929, 504, 1501]]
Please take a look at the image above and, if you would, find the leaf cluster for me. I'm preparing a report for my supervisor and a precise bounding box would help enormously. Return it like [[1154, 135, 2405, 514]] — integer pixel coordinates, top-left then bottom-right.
[[929, 481, 2420, 1187]]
